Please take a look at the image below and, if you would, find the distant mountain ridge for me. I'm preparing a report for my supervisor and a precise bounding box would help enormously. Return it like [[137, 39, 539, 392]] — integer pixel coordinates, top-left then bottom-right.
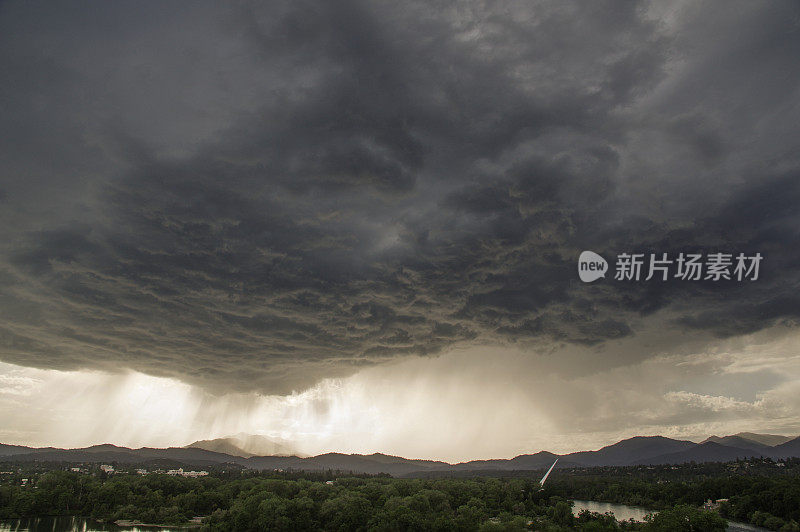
[[187, 434, 298, 458], [633, 441, 761, 466], [2, 432, 797, 476], [564, 436, 696, 466], [702, 435, 769, 450], [734, 432, 793, 446], [701, 432, 792, 449]]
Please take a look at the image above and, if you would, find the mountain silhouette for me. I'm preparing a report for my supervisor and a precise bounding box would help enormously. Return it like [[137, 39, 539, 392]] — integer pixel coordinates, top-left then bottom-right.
[[187, 434, 298, 458], [2, 432, 797, 475]]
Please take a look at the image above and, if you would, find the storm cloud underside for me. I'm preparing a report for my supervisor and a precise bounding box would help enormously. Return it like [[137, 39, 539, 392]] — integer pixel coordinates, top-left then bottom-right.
[[1, 0, 799, 402]]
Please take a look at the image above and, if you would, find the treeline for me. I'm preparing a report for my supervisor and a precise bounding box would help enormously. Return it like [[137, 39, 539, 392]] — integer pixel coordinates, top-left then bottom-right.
[[0, 470, 728, 531]]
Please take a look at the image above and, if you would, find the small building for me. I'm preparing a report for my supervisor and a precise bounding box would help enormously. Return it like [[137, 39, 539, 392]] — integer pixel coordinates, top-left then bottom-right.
[[135, 469, 148, 475], [164, 468, 208, 477], [100, 464, 114, 473], [703, 498, 729, 510]]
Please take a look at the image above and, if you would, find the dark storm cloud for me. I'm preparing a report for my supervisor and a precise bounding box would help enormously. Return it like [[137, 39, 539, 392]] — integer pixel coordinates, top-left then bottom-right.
[[0, 0, 799, 393]]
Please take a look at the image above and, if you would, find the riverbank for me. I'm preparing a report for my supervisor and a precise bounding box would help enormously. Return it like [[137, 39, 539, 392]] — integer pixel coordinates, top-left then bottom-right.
[[114, 519, 200, 529], [571, 499, 771, 532], [0, 517, 199, 531]]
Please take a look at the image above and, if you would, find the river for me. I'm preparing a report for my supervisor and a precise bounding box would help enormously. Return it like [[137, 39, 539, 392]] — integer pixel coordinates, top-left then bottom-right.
[[0, 517, 190, 531], [571, 500, 770, 532]]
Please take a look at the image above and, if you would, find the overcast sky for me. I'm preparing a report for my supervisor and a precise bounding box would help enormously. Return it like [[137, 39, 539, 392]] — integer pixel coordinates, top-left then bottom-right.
[[1, 0, 799, 460]]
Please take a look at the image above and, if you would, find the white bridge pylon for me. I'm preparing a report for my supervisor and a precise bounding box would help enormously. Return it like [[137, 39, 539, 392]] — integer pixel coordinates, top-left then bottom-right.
[[539, 458, 558, 489]]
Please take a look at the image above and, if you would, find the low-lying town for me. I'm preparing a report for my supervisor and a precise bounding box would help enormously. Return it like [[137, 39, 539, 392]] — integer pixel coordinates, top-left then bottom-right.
[[61, 465, 209, 478]]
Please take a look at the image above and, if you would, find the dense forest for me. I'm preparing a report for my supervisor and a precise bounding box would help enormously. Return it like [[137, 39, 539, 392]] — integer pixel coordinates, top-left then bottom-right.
[[0, 459, 796, 530]]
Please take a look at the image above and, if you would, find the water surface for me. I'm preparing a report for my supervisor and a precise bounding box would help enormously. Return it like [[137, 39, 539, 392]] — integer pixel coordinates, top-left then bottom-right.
[[572, 499, 653, 522], [0, 517, 189, 532]]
